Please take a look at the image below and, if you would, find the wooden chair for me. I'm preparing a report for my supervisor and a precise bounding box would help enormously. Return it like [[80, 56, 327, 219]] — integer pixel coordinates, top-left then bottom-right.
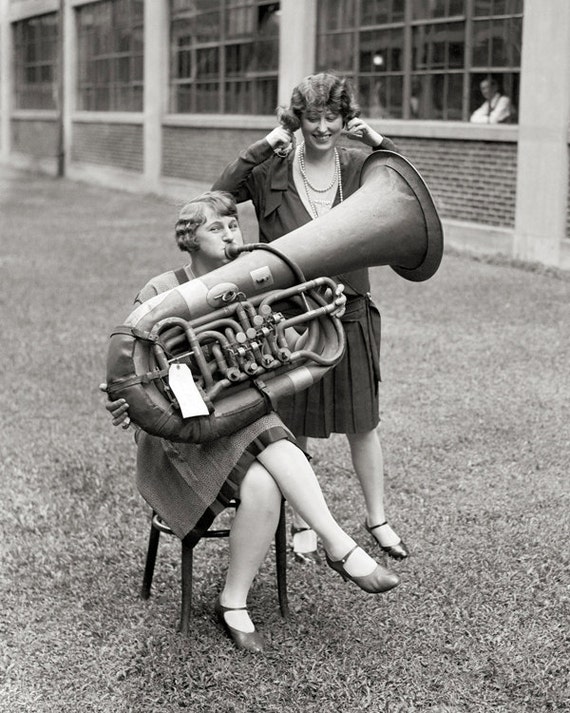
[[140, 500, 289, 634]]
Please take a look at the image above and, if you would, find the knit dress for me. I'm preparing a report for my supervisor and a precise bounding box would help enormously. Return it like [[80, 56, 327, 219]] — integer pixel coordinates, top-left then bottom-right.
[[132, 267, 294, 540]]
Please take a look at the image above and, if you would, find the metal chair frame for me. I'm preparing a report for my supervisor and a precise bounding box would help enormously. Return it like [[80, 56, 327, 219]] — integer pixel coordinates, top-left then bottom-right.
[[140, 500, 289, 634]]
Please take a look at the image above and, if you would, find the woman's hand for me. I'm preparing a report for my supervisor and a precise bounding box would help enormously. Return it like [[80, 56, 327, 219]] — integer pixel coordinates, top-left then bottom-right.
[[331, 284, 346, 318], [99, 383, 131, 429], [265, 126, 294, 157], [320, 284, 346, 318], [343, 118, 384, 149]]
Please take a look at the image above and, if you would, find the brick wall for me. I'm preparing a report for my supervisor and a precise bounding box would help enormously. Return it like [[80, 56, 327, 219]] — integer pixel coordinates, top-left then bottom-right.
[[11, 118, 58, 158], [162, 126, 265, 183], [72, 122, 143, 172], [394, 137, 517, 229], [162, 126, 518, 230]]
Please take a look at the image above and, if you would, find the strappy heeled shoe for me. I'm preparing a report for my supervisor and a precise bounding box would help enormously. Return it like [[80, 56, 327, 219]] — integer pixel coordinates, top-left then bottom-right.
[[291, 524, 320, 564], [214, 600, 265, 653], [364, 521, 409, 560], [324, 545, 400, 594]]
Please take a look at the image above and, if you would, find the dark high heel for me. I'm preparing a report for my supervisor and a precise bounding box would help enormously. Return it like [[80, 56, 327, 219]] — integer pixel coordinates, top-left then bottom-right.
[[214, 600, 265, 653], [324, 545, 400, 594], [364, 521, 410, 560]]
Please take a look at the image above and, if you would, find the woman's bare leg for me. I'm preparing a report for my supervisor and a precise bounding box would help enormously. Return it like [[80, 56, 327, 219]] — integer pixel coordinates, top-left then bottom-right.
[[289, 436, 319, 556], [347, 429, 400, 548], [220, 461, 281, 632], [256, 440, 381, 577]]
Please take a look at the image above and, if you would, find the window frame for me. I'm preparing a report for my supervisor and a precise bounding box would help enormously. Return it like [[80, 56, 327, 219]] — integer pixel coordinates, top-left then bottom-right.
[[169, 0, 280, 115], [12, 12, 59, 111], [315, 0, 523, 122], [75, 0, 145, 113]]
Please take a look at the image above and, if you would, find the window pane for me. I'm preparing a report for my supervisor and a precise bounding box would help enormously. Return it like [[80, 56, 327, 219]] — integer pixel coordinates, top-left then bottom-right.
[[226, 6, 255, 38], [194, 10, 222, 41], [13, 12, 58, 110], [197, 47, 220, 78], [170, 0, 279, 114], [472, 19, 491, 65], [317, 0, 356, 31], [256, 77, 278, 114], [359, 74, 403, 118], [470, 71, 519, 117], [225, 43, 252, 76], [492, 17, 522, 65], [446, 72, 463, 119], [412, 22, 465, 70], [361, 0, 404, 25], [474, 0, 493, 14], [76, 0, 144, 111], [360, 28, 404, 73], [316, 32, 354, 72], [473, 16, 521, 67], [253, 3, 280, 71], [474, 0, 524, 15], [195, 82, 219, 112], [225, 79, 253, 114], [412, 0, 465, 21]]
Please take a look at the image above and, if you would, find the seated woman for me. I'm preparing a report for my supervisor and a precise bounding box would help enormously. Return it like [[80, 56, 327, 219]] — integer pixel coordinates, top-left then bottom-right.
[[102, 191, 399, 654]]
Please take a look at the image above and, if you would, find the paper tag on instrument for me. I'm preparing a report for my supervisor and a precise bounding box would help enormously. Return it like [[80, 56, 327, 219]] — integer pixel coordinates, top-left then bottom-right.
[[168, 363, 209, 418]]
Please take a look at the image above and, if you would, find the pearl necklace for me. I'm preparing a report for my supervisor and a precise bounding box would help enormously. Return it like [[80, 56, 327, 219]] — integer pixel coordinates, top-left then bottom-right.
[[298, 142, 344, 219]]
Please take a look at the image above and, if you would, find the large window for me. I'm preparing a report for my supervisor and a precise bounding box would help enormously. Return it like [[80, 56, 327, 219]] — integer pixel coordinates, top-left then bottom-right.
[[13, 13, 59, 110], [316, 0, 523, 121], [170, 0, 280, 114], [76, 0, 144, 112]]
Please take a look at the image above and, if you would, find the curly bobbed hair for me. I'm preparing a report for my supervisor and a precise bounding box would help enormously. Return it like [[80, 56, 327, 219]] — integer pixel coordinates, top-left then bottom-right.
[[277, 72, 360, 133], [175, 190, 238, 254]]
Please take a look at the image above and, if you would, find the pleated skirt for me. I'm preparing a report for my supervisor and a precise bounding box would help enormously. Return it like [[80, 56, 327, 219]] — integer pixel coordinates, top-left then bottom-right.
[[276, 295, 381, 438]]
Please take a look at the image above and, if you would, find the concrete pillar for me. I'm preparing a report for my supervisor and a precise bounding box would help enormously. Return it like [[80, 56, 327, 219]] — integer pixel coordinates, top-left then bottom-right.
[[278, 0, 317, 106], [514, 0, 570, 266], [0, 0, 11, 162], [61, 0, 74, 175], [143, 0, 168, 191]]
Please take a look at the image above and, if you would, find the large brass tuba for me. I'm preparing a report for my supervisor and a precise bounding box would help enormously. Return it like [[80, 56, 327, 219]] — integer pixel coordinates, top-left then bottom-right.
[[106, 151, 443, 442]]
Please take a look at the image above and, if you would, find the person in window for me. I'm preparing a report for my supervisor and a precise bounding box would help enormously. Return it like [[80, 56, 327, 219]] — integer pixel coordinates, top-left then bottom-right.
[[470, 77, 513, 124], [101, 191, 399, 655], [212, 73, 409, 565]]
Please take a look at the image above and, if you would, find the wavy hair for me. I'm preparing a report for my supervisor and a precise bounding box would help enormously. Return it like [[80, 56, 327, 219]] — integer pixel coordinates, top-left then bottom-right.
[[175, 191, 238, 253], [277, 72, 360, 132]]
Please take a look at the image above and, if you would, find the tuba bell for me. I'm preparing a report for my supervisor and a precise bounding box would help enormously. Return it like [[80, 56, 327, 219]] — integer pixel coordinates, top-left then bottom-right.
[[106, 151, 443, 442]]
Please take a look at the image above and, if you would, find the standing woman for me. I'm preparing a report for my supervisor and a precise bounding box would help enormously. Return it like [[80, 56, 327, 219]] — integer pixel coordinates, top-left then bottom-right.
[[212, 73, 409, 562]]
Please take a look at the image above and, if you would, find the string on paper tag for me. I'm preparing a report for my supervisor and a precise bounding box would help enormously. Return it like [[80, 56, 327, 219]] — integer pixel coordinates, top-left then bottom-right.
[[168, 363, 210, 418]]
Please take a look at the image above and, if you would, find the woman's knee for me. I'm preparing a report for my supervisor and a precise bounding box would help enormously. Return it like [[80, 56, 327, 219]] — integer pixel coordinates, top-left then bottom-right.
[[240, 461, 282, 512], [347, 428, 378, 448]]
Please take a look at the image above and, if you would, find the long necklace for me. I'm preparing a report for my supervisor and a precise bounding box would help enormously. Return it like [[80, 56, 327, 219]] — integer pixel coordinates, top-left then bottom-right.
[[298, 142, 344, 219]]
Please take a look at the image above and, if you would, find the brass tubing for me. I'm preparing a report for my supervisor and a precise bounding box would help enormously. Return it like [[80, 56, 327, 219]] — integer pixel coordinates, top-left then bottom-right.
[[185, 326, 215, 388], [289, 316, 345, 367], [195, 317, 243, 335]]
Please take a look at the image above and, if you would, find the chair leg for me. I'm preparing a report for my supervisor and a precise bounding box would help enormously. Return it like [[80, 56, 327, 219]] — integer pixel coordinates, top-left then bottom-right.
[[178, 539, 194, 635], [141, 518, 161, 600], [275, 500, 289, 618]]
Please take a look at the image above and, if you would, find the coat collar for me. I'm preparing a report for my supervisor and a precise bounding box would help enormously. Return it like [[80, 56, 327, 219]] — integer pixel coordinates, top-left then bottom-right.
[[264, 147, 351, 218]]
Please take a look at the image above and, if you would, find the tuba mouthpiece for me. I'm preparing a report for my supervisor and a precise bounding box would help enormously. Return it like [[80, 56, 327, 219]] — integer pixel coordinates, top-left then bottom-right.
[[225, 244, 250, 259]]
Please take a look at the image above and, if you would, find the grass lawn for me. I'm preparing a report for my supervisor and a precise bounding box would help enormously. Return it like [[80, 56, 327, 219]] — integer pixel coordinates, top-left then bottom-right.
[[1, 167, 568, 712]]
